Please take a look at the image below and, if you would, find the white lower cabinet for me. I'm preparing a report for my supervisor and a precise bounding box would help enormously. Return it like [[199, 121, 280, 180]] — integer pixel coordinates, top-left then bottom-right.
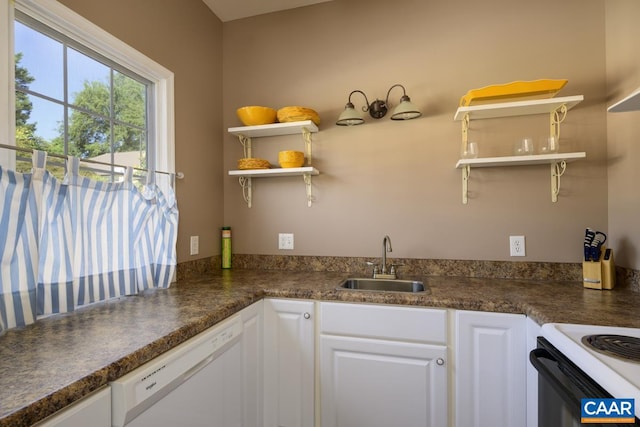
[[49, 298, 529, 427], [454, 310, 527, 427], [263, 298, 315, 427], [34, 386, 111, 427], [319, 302, 448, 427]]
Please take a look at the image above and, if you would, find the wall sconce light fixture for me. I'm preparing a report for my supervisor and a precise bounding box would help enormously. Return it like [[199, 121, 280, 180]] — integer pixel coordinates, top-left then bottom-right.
[[336, 84, 422, 126]]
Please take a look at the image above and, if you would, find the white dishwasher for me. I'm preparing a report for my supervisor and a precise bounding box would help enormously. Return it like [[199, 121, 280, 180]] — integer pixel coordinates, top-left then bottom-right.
[[110, 315, 243, 427]]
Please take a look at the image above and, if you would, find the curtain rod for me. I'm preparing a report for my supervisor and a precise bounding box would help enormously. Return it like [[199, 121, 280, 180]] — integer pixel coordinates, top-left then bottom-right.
[[0, 143, 184, 180]]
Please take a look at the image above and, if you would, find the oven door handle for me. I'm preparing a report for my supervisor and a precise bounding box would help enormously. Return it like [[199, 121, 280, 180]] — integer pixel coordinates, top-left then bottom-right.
[[529, 347, 583, 414]]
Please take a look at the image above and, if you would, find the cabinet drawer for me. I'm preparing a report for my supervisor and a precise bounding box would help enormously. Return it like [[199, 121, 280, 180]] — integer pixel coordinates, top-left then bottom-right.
[[320, 302, 447, 344]]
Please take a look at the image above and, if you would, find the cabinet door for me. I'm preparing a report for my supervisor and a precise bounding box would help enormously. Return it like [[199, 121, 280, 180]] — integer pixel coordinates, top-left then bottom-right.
[[455, 310, 526, 427], [320, 334, 447, 427], [263, 299, 315, 427], [34, 387, 111, 427], [242, 301, 264, 427]]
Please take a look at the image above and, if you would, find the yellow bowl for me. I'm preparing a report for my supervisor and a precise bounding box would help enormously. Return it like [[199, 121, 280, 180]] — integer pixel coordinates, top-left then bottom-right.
[[236, 106, 277, 126], [278, 150, 304, 168]]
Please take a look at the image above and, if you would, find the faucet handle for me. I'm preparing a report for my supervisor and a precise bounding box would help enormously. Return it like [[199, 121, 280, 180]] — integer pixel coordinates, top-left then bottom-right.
[[366, 261, 379, 277], [389, 263, 404, 275]]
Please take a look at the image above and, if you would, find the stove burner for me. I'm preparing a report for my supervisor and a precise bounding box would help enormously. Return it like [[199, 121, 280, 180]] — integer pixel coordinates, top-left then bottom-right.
[[582, 334, 640, 363]]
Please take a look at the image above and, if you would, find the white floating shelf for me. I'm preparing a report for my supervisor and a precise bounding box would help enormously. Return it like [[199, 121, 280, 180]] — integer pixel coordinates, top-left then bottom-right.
[[454, 95, 584, 121], [608, 87, 640, 112], [228, 120, 319, 138], [229, 166, 319, 178], [456, 152, 586, 169], [456, 152, 586, 204]]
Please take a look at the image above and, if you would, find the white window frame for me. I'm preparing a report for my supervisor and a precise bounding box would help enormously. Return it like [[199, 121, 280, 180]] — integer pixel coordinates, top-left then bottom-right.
[[0, 0, 175, 186]]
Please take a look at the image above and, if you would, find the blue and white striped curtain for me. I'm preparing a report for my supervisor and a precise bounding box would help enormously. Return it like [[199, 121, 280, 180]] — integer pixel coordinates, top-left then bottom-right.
[[0, 151, 178, 333], [134, 171, 178, 291], [0, 152, 43, 331]]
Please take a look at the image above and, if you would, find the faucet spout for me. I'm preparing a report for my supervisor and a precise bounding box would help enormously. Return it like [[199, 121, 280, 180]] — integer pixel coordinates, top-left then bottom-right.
[[381, 235, 392, 274]]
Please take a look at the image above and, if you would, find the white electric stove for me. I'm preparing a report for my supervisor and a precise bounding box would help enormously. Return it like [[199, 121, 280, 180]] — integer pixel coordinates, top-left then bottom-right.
[[541, 323, 640, 419]]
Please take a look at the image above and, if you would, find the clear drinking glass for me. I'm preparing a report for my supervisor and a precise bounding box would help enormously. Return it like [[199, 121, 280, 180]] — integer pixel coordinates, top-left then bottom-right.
[[545, 136, 559, 153], [462, 141, 478, 159], [515, 138, 534, 155]]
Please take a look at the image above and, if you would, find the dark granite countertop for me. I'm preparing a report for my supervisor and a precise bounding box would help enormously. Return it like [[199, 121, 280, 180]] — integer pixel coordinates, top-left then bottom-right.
[[2, 269, 640, 427]]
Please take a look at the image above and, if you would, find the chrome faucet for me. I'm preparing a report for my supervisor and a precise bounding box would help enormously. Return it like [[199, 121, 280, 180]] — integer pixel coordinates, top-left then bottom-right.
[[381, 235, 392, 275], [370, 235, 397, 279]]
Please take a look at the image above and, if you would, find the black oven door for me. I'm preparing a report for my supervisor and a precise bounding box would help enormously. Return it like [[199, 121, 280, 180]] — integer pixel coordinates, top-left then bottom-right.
[[530, 337, 639, 427]]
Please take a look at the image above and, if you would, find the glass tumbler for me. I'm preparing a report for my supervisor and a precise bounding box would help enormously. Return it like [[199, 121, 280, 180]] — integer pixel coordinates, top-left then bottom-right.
[[462, 141, 478, 159]]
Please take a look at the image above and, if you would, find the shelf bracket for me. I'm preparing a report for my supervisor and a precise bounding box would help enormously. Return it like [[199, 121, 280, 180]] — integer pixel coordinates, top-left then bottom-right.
[[238, 176, 252, 208], [302, 127, 313, 165], [461, 113, 470, 155], [550, 160, 567, 203], [461, 164, 470, 204], [237, 134, 252, 158], [550, 104, 567, 140], [303, 173, 314, 207], [460, 113, 471, 204]]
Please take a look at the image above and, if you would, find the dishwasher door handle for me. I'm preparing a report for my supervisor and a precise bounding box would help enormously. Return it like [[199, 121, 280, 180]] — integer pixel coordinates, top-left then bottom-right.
[[182, 353, 216, 382]]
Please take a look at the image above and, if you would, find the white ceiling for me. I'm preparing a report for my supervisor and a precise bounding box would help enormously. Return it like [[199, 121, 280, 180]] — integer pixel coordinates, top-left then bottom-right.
[[202, 0, 333, 22]]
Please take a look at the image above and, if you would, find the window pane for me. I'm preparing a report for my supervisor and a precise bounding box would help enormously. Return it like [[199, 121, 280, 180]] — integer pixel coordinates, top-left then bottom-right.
[[67, 108, 110, 158], [14, 21, 63, 100], [114, 124, 145, 165], [113, 71, 146, 127], [13, 14, 154, 185], [15, 156, 32, 174], [16, 94, 64, 148], [68, 48, 110, 115], [79, 163, 112, 181]]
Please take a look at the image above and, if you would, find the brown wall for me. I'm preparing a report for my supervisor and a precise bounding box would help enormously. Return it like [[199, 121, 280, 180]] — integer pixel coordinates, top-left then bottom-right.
[[222, 0, 608, 263], [606, 0, 640, 270], [59, 0, 640, 269], [59, 0, 224, 264]]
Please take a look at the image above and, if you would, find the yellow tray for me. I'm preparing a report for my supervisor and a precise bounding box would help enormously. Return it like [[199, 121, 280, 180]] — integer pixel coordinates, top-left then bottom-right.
[[459, 79, 568, 107]]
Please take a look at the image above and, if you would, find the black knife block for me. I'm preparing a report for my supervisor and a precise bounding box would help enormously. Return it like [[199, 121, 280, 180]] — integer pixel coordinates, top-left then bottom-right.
[[583, 246, 615, 290]]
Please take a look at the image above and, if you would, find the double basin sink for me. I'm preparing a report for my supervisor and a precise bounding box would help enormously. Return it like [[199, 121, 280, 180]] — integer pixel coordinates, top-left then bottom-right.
[[337, 278, 427, 293]]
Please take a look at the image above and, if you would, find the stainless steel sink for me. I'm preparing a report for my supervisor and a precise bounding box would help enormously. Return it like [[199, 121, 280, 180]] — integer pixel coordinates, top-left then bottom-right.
[[337, 278, 426, 293]]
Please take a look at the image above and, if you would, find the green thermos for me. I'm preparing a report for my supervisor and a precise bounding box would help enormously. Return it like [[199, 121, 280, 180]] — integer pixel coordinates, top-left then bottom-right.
[[221, 226, 231, 269]]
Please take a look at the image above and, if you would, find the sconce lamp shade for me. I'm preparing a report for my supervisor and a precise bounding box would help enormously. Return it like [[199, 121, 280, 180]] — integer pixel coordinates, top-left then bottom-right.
[[336, 102, 365, 126], [390, 95, 422, 120]]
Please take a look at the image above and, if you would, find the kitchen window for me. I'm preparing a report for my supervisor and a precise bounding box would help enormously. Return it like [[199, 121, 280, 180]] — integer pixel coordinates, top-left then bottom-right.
[[0, 0, 175, 189]]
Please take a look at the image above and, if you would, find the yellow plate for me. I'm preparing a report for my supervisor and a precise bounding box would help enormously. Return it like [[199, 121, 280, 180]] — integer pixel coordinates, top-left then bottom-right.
[[237, 158, 270, 170], [459, 79, 568, 107], [277, 106, 320, 125]]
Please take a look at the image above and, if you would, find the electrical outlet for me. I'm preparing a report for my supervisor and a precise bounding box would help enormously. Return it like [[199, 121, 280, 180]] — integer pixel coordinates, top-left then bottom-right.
[[510, 235, 525, 257], [190, 235, 199, 255], [278, 233, 294, 250]]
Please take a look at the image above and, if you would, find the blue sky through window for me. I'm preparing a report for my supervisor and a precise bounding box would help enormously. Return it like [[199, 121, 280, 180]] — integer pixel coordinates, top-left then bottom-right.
[[15, 21, 113, 141]]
